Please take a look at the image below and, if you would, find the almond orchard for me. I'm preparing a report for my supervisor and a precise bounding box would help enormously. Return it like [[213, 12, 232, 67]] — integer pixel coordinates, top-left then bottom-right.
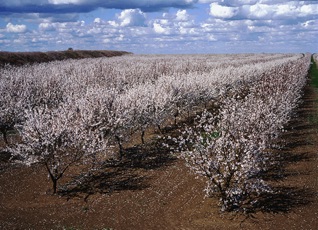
[[0, 53, 312, 211]]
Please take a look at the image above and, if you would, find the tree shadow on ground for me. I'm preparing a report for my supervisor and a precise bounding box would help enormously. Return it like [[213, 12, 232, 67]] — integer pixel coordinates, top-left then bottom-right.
[[237, 148, 316, 215], [241, 150, 316, 215], [0, 150, 11, 162], [59, 168, 149, 200], [262, 151, 311, 181], [113, 141, 176, 170], [59, 140, 176, 199], [251, 186, 316, 214]]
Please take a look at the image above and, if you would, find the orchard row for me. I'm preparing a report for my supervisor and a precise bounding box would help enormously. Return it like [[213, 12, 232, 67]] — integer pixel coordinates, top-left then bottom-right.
[[0, 53, 311, 209]]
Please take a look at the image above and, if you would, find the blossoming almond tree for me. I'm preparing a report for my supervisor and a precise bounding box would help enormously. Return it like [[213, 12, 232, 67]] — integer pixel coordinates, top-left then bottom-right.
[[175, 55, 310, 211], [11, 100, 110, 194], [178, 106, 272, 211], [0, 70, 25, 145]]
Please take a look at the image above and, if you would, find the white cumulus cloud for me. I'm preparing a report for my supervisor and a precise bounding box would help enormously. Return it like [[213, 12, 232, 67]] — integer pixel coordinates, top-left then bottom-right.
[[176, 10, 189, 21], [117, 9, 147, 27], [243, 2, 318, 20], [247, 3, 272, 18], [6, 23, 27, 33], [39, 22, 56, 31], [210, 3, 239, 19], [299, 4, 318, 17], [207, 1, 318, 21], [153, 23, 165, 34], [94, 18, 102, 24]]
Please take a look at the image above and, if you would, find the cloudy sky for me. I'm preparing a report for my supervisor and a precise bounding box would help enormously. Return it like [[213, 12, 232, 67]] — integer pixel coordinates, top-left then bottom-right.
[[0, 0, 317, 53]]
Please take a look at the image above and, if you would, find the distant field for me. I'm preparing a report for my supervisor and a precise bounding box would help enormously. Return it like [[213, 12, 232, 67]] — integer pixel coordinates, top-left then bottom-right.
[[0, 49, 132, 66]]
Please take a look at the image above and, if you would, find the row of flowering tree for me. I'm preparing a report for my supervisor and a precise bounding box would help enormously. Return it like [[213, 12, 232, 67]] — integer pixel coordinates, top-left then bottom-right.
[[0, 53, 301, 146], [0, 53, 310, 198], [172, 53, 311, 211]]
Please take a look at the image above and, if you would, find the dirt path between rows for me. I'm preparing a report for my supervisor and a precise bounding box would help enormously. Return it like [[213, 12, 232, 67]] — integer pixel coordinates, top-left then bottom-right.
[[0, 83, 317, 230]]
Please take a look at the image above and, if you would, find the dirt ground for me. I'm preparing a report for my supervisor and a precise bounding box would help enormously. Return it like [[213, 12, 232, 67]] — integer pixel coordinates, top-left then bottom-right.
[[0, 84, 317, 230]]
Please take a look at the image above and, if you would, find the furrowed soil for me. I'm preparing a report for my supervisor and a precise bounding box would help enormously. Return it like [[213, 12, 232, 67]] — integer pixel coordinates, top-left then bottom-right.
[[0, 85, 318, 229]]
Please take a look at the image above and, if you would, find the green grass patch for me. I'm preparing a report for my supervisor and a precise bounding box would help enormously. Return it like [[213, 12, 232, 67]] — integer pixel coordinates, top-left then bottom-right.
[[310, 55, 318, 88], [308, 55, 318, 129]]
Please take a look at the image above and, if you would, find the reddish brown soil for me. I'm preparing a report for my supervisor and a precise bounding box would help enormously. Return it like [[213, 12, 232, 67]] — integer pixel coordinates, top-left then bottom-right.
[[0, 85, 317, 230]]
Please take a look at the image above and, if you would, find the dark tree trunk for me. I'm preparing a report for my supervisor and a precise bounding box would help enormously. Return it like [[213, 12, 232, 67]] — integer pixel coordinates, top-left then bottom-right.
[[115, 135, 123, 160], [174, 109, 179, 125], [52, 178, 58, 194], [45, 162, 59, 194], [0, 129, 8, 145], [141, 130, 145, 145]]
